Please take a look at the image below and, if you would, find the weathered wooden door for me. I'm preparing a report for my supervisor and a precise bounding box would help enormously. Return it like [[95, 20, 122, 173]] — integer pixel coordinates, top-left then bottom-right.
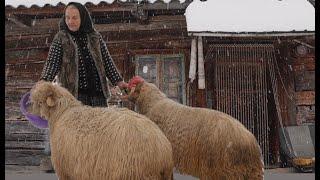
[[135, 54, 186, 104]]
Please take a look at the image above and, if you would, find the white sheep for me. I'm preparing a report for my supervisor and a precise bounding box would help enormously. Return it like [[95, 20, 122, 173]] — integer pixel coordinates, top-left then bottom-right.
[[126, 76, 264, 180], [29, 81, 174, 180]]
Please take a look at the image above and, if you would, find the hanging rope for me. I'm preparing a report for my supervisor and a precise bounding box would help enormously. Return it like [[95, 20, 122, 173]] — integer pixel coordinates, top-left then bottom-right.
[[273, 55, 295, 102], [268, 46, 295, 158]]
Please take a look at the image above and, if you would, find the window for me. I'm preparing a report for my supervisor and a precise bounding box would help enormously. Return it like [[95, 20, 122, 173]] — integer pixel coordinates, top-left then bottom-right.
[[135, 54, 186, 104]]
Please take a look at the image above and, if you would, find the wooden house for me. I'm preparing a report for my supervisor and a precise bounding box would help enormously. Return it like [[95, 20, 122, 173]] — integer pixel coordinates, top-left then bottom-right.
[[5, 0, 314, 172], [5, 0, 193, 172], [184, 0, 315, 169]]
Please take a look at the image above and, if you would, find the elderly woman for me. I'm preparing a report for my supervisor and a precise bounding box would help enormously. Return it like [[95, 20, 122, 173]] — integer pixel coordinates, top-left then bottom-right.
[[40, 2, 127, 107], [39, 2, 128, 171]]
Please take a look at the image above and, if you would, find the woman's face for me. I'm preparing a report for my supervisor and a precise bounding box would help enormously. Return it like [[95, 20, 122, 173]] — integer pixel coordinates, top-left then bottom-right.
[[65, 6, 81, 32]]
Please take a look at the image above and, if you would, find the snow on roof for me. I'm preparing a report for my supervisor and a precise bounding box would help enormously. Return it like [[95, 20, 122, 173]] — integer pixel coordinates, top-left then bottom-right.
[[5, 0, 187, 8], [185, 0, 315, 33]]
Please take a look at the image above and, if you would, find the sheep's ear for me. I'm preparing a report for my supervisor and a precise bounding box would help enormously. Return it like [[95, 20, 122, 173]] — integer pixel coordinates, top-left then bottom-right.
[[46, 96, 55, 107]]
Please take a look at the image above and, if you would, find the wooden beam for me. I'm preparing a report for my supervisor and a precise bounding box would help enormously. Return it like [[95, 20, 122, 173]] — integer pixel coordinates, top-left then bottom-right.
[[5, 46, 49, 52], [6, 17, 29, 28], [5, 33, 51, 41], [5, 149, 44, 166], [189, 32, 315, 37], [296, 105, 315, 125], [293, 39, 315, 49], [130, 49, 188, 55], [5, 165, 40, 172], [6, 141, 45, 150], [292, 57, 315, 71], [5, 7, 65, 17]]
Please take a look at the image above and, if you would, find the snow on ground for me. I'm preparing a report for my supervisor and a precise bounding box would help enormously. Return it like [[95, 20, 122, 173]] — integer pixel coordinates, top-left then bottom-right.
[[5, 170, 316, 180]]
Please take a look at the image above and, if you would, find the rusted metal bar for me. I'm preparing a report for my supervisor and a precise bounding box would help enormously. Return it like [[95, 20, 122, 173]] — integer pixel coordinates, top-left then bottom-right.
[[216, 46, 221, 110], [240, 45, 245, 127], [222, 45, 226, 112], [231, 45, 236, 119]]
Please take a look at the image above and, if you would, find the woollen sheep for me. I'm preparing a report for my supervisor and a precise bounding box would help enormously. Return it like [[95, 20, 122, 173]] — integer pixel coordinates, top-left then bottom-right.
[[29, 81, 174, 180], [126, 76, 264, 180]]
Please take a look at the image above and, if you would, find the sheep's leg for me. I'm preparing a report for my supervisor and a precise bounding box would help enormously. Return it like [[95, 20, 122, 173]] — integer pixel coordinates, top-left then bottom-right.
[[159, 169, 173, 180], [44, 129, 51, 156], [40, 130, 55, 172], [55, 167, 71, 180], [200, 174, 228, 180], [56, 172, 70, 180]]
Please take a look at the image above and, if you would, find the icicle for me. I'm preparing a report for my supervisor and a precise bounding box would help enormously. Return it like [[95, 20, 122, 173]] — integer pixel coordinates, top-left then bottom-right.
[[188, 37, 197, 82], [198, 36, 205, 89]]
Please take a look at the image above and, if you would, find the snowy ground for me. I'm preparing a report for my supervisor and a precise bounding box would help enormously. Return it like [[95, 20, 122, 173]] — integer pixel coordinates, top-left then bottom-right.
[[5, 168, 315, 180]]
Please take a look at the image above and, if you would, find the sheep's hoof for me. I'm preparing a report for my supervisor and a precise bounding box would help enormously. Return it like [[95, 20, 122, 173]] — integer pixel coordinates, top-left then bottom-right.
[[40, 156, 55, 173]]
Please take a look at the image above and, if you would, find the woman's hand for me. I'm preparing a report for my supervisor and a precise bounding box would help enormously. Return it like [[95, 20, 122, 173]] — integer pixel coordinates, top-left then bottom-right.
[[108, 81, 129, 101], [110, 86, 120, 96], [116, 81, 128, 90]]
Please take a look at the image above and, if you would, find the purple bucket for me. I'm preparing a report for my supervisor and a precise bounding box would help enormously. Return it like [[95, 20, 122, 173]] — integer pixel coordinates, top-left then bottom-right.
[[20, 92, 48, 129]]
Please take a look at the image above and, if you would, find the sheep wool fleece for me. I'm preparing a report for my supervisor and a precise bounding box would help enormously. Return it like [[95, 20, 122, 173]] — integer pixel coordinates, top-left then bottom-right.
[[29, 82, 174, 180], [128, 77, 264, 180]]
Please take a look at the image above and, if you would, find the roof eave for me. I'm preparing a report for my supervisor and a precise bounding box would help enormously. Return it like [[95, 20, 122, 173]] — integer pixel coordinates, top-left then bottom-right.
[[188, 31, 315, 37]]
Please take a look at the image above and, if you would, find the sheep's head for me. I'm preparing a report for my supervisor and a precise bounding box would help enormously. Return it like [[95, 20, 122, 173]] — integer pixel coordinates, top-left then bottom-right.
[[30, 81, 78, 120], [126, 76, 145, 102], [126, 76, 166, 103]]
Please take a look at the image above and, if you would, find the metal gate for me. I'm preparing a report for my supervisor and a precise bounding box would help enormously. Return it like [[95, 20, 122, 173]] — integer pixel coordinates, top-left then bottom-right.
[[208, 44, 276, 166]]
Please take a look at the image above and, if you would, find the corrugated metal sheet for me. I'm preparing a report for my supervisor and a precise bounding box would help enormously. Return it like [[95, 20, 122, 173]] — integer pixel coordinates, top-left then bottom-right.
[[5, 0, 188, 8]]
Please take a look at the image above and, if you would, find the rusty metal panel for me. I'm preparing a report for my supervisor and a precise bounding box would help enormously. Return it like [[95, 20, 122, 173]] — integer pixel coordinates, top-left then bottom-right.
[[209, 44, 274, 166], [282, 125, 315, 157]]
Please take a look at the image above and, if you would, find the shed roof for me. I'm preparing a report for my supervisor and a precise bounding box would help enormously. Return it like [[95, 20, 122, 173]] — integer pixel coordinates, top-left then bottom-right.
[[185, 0, 315, 35], [5, 0, 187, 8]]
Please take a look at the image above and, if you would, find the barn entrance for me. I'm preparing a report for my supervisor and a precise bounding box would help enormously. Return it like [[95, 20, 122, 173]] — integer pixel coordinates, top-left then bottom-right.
[[206, 43, 281, 167]]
